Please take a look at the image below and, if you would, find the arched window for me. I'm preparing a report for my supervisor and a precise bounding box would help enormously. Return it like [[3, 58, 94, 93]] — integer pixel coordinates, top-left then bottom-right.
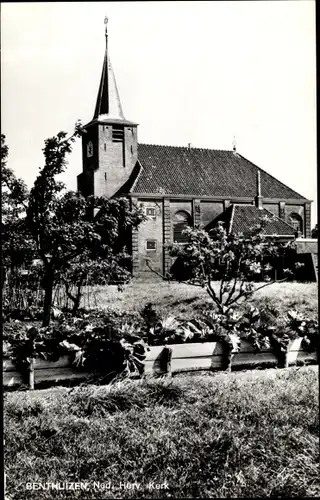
[[289, 213, 303, 233], [173, 211, 192, 243]]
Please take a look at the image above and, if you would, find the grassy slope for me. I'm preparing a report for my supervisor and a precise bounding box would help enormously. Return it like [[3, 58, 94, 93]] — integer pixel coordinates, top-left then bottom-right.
[[87, 281, 318, 320], [4, 366, 319, 499]]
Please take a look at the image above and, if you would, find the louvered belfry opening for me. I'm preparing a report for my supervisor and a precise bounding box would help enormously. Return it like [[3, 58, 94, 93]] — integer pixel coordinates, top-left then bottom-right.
[[173, 211, 192, 243], [112, 125, 124, 142]]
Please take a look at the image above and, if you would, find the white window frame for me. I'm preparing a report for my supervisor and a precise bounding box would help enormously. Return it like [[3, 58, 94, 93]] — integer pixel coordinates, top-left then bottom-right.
[[145, 207, 156, 218], [146, 240, 157, 251]]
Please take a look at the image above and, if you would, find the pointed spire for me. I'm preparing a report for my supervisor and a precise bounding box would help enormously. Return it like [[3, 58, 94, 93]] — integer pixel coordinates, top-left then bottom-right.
[[93, 16, 125, 121]]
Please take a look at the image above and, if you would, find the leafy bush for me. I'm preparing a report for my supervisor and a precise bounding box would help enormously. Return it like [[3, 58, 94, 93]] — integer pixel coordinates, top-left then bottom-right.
[[3, 309, 148, 381], [156, 221, 303, 313], [138, 302, 318, 355], [3, 301, 318, 388]]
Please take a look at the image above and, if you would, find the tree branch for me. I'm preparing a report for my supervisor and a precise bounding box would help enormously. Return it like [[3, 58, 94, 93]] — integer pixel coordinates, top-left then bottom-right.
[[64, 281, 77, 304], [207, 278, 224, 313], [225, 256, 242, 306], [227, 277, 288, 308]]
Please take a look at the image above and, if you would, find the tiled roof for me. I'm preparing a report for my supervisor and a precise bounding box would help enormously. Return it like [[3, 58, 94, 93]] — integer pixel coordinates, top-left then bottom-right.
[[131, 144, 306, 200], [206, 205, 296, 237]]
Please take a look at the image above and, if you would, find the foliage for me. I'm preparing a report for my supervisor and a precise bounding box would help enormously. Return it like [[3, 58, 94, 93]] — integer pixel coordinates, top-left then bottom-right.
[[138, 301, 318, 353], [1, 135, 31, 264], [26, 123, 145, 325], [165, 219, 301, 315], [277, 310, 319, 352], [1, 135, 37, 312], [3, 310, 148, 381], [60, 196, 145, 316], [311, 223, 318, 239], [148, 314, 184, 345]]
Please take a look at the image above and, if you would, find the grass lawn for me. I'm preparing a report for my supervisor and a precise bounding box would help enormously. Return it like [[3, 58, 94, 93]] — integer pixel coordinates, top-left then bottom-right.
[[4, 366, 319, 499], [85, 280, 318, 321]]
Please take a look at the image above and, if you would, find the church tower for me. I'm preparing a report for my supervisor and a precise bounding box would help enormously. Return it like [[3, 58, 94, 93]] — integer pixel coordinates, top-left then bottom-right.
[[77, 17, 138, 199]]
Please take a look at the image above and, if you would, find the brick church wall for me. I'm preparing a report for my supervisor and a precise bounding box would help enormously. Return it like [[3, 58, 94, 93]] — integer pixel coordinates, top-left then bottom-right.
[[89, 124, 138, 199], [304, 203, 312, 238], [163, 199, 171, 275], [136, 199, 163, 273]]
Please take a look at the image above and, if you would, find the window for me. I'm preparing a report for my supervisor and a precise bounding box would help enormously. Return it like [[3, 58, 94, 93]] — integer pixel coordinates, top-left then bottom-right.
[[112, 125, 124, 142], [289, 213, 303, 233], [146, 207, 156, 217], [146, 240, 157, 251], [86, 141, 93, 157], [104, 143, 107, 151], [173, 211, 191, 243]]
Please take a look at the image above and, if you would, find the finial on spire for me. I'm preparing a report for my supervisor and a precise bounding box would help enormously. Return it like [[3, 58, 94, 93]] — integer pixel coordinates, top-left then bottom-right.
[[104, 15, 108, 35], [232, 136, 237, 153]]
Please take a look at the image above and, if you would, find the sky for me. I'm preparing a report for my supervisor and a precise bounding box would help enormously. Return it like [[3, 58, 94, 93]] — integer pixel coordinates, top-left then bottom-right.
[[1, 1, 317, 226]]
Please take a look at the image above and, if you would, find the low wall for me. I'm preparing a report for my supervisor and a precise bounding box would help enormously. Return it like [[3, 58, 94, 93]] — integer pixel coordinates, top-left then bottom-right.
[[296, 238, 318, 254], [145, 339, 316, 375], [3, 339, 317, 390], [3, 355, 90, 389]]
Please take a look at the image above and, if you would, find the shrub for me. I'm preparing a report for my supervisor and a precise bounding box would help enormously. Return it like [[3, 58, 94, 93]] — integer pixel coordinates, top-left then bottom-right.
[[3, 309, 149, 382]]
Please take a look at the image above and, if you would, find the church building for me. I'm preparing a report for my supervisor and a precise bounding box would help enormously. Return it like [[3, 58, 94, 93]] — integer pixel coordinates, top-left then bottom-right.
[[77, 19, 312, 277]]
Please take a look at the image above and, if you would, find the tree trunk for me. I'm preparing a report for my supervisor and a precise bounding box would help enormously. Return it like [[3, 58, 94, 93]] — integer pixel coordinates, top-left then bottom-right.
[[65, 280, 83, 316], [42, 272, 54, 326], [72, 287, 82, 316], [0, 265, 6, 292]]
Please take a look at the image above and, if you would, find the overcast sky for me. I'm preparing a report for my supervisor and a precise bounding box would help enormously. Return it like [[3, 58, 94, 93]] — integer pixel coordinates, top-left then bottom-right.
[[1, 1, 317, 225]]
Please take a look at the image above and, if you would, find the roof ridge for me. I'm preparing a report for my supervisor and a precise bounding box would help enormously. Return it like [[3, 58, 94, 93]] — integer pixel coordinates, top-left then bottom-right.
[[233, 203, 254, 207], [138, 142, 231, 153], [229, 204, 236, 233], [129, 160, 143, 193]]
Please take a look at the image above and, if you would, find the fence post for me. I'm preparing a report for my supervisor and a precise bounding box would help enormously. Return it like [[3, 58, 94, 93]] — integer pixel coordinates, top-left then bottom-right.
[[28, 338, 35, 390], [154, 346, 172, 377], [223, 347, 233, 372], [163, 347, 172, 377], [282, 350, 289, 368], [29, 358, 35, 390]]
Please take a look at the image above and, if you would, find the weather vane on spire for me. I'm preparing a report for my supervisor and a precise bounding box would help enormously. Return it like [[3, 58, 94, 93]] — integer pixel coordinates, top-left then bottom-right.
[[104, 15, 108, 34]]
